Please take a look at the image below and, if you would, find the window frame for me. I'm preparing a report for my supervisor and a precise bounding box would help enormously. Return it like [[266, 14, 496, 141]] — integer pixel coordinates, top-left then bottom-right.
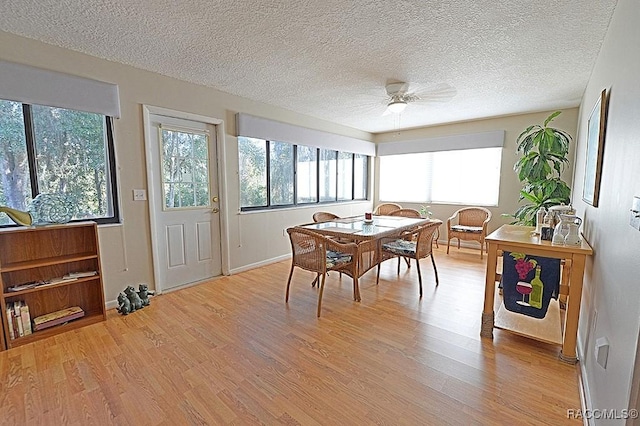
[[239, 137, 369, 212], [0, 102, 120, 227]]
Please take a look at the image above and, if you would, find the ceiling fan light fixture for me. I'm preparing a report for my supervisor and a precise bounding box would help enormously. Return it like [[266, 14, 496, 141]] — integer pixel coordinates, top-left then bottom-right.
[[387, 100, 407, 114]]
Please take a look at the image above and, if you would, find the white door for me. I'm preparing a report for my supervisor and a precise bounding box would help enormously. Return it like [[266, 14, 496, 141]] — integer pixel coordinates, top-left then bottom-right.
[[147, 113, 222, 291]]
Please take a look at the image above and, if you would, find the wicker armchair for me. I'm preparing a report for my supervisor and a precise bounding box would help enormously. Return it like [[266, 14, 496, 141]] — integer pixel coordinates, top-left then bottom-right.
[[389, 208, 440, 247], [376, 220, 442, 296], [446, 207, 492, 259], [374, 203, 402, 215], [285, 227, 359, 317], [312, 212, 339, 223], [388, 208, 421, 218]]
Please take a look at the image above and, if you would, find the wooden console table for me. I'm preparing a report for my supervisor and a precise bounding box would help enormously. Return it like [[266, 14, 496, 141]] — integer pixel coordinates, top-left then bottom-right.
[[480, 225, 593, 363]]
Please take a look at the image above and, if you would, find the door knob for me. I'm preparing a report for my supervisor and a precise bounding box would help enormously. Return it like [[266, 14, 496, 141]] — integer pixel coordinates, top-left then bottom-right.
[[212, 196, 219, 203], [211, 207, 220, 213]]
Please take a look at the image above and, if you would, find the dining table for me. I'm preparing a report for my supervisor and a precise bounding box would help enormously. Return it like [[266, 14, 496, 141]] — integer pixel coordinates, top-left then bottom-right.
[[299, 215, 436, 300]]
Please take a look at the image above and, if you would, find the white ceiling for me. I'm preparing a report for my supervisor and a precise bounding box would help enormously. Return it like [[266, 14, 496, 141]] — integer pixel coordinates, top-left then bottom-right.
[[0, 0, 618, 133]]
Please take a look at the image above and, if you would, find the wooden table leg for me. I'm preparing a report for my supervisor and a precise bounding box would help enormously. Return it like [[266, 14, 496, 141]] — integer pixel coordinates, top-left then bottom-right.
[[481, 241, 498, 338], [559, 254, 586, 364]]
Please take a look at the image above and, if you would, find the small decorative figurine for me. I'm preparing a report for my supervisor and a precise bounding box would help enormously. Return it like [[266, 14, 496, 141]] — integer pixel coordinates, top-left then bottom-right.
[[0, 193, 76, 226], [124, 285, 143, 311], [137, 284, 155, 306], [116, 293, 132, 315]]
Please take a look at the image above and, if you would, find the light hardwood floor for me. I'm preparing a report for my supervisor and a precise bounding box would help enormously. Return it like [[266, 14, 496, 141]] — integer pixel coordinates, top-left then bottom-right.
[[0, 246, 582, 425]]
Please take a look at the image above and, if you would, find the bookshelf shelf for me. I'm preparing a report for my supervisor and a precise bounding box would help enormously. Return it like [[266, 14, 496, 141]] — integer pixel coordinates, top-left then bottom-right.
[[0, 222, 106, 350]]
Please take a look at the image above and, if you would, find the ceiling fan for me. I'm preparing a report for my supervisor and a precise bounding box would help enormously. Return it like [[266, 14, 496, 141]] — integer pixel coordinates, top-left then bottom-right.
[[382, 81, 457, 115]]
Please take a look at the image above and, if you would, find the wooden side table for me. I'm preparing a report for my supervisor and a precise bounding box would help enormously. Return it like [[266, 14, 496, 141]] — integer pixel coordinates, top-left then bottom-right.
[[480, 225, 593, 363]]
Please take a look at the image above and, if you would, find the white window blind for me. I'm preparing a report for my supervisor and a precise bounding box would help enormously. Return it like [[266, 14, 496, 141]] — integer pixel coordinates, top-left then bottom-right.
[[379, 147, 502, 206], [0, 60, 121, 118], [377, 130, 504, 156], [236, 113, 375, 156]]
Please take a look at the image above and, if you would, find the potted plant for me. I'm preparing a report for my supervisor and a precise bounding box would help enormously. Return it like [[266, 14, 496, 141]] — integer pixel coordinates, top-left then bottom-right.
[[511, 111, 572, 225]]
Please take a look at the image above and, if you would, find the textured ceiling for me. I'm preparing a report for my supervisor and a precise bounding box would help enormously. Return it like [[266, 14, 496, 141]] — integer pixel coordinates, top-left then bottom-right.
[[0, 0, 618, 133]]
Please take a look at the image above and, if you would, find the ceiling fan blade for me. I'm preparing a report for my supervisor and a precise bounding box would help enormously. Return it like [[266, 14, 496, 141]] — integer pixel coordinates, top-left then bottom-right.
[[415, 83, 457, 103]]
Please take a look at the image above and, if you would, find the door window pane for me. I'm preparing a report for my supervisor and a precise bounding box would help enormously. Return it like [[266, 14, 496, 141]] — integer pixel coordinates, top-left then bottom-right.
[[354, 154, 368, 200], [159, 127, 210, 209], [238, 136, 267, 208], [31, 105, 116, 220], [319, 149, 337, 202], [337, 152, 353, 200], [296, 145, 317, 203], [269, 141, 294, 206], [0, 101, 31, 225]]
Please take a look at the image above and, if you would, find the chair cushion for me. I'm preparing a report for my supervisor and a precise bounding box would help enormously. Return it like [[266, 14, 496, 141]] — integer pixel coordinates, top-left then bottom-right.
[[326, 250, 352, 268], [382, 239, 416, 256], [451, 225, 482, 233]]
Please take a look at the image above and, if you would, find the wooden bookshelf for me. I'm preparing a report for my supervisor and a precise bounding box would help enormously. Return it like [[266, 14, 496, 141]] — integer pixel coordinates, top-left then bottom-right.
[[0, 222, 106, 350]]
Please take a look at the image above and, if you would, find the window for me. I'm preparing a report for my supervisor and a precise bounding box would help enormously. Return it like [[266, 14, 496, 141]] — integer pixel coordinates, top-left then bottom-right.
[[353, 154, 368, 200], [238, 137, 267, 208], [379, 147, 502, 205], [269, 141, 294, 206], [319, 149, 337, 202], [238, 137, 369, 210], [161, 127, 210, 209], [296, 145, 317, 204], [0, 100, 119, 226], [337, 152, 353, 201]]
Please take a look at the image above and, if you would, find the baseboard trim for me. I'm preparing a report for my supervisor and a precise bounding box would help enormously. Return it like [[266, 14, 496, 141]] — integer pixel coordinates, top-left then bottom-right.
[[577, 334, 593, 426], [229, 254, 291, 275]]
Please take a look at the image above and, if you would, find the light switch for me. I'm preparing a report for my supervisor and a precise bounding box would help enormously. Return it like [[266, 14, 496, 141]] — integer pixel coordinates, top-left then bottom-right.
[[595, 337, 610, 369], [133, 189, 147, 201], [630, 196, 640, 230]]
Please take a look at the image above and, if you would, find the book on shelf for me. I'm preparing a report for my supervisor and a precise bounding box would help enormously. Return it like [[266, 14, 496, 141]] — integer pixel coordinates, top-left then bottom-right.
[[7, 272, 97, 292], [13, 301, 24, 337], [33, 306, 84, 331], [6, 301, 32, 339], [65, 271, 97, 278], [20, 304, 32, 335], [6, 306, 14, 340]]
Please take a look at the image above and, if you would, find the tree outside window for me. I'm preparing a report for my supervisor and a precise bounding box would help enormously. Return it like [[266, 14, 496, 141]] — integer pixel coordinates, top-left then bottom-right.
[[0, 100, 119, 226]]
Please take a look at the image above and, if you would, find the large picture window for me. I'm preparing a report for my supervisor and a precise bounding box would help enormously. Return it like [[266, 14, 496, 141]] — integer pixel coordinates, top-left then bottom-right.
[[379, 147, 502, 205], [0, 100, 119, 226], [238, 137, 369, 211]]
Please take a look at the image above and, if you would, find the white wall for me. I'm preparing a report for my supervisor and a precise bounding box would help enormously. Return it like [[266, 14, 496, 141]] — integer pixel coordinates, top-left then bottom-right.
[[374, 109, 579, 238], [570, 0, 640, 419], [0, 31, 373, 304]]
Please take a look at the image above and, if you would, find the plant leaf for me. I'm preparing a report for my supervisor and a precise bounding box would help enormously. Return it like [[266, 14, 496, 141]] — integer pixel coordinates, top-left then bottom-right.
[[544, 111, 562, 127]]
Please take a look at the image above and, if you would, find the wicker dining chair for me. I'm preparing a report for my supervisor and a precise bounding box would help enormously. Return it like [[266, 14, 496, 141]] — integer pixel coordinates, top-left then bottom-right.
[[286, 227, 359, 317], [390, 208, 440, 247], [312, 211, 339, 223], [376, 220, 442, 297], [388, 208, 421, 218], [446, 207, 492, 259], [374, 203, 402, 215]]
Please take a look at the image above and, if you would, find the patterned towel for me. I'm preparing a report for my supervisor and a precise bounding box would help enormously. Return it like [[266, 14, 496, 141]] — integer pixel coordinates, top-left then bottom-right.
[[501, 252, 560, 319], [326, 250, 352, 268], [382, 239, 416, 256]]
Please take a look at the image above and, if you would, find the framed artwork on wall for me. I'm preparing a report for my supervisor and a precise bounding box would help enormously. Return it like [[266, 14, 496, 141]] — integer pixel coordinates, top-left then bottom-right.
[[582, 89, 608, 207]]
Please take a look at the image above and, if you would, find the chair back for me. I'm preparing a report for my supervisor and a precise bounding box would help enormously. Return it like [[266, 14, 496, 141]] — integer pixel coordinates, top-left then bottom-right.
[[287, 227, 326, 272], [389, 208, 421, 218], [313, 212, 339, 223], [374, 203, 402, 215], [456, 207, 491, 227], [415, 220, 442, 258]]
